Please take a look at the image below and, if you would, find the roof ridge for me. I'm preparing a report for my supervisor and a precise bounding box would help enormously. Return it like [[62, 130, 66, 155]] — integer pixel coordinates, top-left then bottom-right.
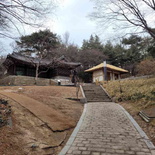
[[85, 62, 128, 73]]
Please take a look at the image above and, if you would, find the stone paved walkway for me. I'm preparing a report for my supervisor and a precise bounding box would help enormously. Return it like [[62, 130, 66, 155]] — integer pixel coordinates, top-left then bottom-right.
[[59, 102, 155, 155]]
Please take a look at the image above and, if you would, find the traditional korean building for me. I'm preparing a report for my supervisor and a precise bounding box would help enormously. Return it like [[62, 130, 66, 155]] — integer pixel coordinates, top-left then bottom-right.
[[85, 63, 128, 82], [1, 53, 81, 85]]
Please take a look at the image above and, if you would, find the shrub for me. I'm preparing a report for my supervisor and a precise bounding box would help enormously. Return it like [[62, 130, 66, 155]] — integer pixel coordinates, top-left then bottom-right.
[[137, 58, 155, 75]]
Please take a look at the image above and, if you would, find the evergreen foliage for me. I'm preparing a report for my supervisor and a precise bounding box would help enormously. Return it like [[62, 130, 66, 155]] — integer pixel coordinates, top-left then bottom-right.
[[15, 29, 60, 57], [14, 31, 155, 80]]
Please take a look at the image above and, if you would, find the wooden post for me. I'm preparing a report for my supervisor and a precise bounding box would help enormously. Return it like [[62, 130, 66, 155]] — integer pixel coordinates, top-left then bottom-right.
[[103, 61, 107, 81], [110, 72, 113, 80], [112, 71, 115, 80], [13, 64, 16, 75], [118, 74, 121, 80]]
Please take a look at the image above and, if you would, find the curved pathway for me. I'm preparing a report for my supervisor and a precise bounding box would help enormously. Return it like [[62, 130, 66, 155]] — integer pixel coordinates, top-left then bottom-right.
[[59, 102, 155, 155]]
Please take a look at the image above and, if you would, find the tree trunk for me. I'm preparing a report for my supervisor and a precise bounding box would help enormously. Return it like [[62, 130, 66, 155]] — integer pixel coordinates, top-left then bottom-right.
[[35, 64, 39, 85]]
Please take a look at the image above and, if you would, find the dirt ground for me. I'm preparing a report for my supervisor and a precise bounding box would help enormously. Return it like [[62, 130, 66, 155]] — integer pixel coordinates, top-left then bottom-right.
[[0, 86, 83, 155], [119, 102, 155, 146]]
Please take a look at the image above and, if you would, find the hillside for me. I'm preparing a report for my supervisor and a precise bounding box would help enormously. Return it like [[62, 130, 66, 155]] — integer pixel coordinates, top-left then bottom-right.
[[104, 77, 155, 145], [0, 86, 83, 155]]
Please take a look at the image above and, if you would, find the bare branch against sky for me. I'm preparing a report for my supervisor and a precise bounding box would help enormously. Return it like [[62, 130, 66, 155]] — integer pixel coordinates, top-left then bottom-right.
[[90, 0, 155, 40], [0, 0, 57, 38]]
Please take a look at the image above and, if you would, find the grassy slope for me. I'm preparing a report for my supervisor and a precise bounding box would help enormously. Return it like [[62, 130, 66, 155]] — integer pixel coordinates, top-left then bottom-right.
[[105, 77, 155, 109], [104, 77, 155, 145]]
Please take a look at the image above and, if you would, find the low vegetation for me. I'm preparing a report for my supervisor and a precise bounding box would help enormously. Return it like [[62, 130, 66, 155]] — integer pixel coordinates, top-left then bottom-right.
[[104, 77, 155, 145], [105, 77, 155, 109]]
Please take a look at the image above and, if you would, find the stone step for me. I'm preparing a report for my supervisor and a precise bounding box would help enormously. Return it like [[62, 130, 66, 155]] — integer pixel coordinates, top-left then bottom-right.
[[85, 95, 110, 98], [85, 96, 110, 100], [85, 89, 107, 92], [87, 98, 110, 101], [87, 100, 112, 102], [85, 93, 108, 95], [83, 87, 101, 90], [82, 85, 112, 102], [85, 92, 107, 95], [84, 89, 105, 91], [83, 86, 99, 88], [85, 93, 107, 96], [89, 98, 111, 100]]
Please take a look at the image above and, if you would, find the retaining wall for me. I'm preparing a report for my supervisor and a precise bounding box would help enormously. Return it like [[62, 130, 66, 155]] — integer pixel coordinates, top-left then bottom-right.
[[0, 75, 57, 86]]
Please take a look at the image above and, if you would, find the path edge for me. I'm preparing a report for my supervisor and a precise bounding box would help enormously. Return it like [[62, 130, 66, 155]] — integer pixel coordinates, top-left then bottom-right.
[[118, 104, 155, 151], [59, 103, 87, 155]]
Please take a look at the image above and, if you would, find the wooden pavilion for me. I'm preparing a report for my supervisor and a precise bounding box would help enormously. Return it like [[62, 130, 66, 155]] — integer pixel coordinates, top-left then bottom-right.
[[85, 63, 128, 82]]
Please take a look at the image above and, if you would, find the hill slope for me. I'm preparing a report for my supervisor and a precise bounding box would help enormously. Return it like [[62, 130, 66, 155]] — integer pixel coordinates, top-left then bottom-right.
[[0, 86, 83, 155], [104, 77, 155, 145]]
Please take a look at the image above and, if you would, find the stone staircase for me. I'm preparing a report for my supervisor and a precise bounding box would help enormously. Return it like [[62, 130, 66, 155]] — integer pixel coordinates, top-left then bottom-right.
[[82, 84, 112, 102]]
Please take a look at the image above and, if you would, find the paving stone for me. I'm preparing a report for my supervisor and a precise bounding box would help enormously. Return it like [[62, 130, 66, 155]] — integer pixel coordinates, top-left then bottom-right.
[[79, 147, 87, 151], [68, 146, 78, 151], [141, 148, 150, 152], [77, 143, 85, 147], [136, 152, 149, 155], [115, 150, 125, 154], [125, 150, 135, 154], [91, 152, 100, 155], [60, 102, 154, 155], [82, 151, 91, 154], [72, 150, 81, 154], [67, 150, 72, 154]]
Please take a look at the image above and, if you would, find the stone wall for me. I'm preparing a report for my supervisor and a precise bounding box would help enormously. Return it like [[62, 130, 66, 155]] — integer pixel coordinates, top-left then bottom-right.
[[53, 76, 71, 85], [0, 76, 57, 86]]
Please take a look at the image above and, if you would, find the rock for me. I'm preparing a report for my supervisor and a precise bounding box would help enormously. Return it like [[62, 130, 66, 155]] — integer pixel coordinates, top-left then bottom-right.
[[40, 144, 53, 149], [31, 144, 38, 148]]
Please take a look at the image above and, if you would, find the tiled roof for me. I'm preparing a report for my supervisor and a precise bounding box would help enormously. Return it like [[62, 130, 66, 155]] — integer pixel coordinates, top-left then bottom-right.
[[3, 52, 81, 69], [85, 63, 128, 73]]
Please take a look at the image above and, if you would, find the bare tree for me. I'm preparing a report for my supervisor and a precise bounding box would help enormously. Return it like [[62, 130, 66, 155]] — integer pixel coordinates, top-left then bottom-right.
[[30, 55, 58, 84], [91, 0, 155, 39], [0, 0, 57, 38], [62, 31, 70, 46]]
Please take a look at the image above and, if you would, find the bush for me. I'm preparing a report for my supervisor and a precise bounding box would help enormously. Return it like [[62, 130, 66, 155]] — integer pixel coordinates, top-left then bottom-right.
[[137, 58, 155, 76]]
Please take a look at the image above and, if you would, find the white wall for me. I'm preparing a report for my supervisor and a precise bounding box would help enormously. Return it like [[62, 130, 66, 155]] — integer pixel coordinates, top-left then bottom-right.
[[92, 69, 121, 82], [93, 69, 104, 82]]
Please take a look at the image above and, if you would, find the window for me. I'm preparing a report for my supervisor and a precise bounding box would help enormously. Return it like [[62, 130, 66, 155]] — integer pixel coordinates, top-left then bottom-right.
[[27, 68, 35, 77], [16, 66, 25, 75]]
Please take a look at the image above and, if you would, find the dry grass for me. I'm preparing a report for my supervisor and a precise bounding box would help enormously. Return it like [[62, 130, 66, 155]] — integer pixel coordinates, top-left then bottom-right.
[[104, 77, 155, 109], [0, 86, 83, 155], [103, 77, 155, 145]]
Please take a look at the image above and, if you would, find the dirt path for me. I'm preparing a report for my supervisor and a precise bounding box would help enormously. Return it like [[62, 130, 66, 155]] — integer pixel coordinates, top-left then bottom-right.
[[0, 91, 76, 131]]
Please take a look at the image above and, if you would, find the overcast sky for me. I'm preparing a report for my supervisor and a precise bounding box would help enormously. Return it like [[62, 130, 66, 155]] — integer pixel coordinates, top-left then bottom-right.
[[1, 0, 99, 55], [1, 0, 153, 56], [51, 0, 97, 46]]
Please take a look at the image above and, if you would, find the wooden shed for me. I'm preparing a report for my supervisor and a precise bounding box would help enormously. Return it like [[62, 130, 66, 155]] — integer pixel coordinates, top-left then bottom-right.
[[85, 63, 128, 82]]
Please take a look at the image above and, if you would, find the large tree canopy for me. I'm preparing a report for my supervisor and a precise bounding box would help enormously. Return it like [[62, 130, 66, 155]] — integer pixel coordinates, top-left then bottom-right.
[[91, 0, 155, 39], [80, 35, 106, 69], [15, 29, 60, 58], [0, 0, 56, 38], [14, 29, 60, 82], [82, 34, 103, 51]]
